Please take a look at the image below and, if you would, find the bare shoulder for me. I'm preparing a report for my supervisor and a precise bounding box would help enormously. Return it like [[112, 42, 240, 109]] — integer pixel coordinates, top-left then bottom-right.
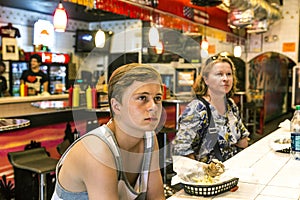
[[76, 135, 117, 170], [58, 135, 118, 192]]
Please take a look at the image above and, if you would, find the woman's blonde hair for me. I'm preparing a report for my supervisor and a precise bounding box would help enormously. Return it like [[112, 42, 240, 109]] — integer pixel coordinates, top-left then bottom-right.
[[193, 56, 237, 98]]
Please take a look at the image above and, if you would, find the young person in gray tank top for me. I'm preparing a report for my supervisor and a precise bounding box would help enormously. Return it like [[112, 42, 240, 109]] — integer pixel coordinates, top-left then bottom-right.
[[52, 63, 165, 200]]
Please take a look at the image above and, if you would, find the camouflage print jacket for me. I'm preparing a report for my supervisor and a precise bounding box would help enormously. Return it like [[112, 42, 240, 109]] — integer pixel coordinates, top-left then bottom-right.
[[172, 97, 250, 163]]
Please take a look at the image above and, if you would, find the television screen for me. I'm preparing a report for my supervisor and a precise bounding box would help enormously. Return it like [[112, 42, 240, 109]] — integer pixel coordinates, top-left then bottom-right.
[[177, 71, 195, 86], [75, 30, 95, 53], [174, 68, 197, 95]]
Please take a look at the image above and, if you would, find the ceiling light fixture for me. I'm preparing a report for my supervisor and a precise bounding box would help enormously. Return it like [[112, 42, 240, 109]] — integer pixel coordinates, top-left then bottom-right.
[[234, 45, 242, 57], [53, 1, 68, 32], [154, 41, 164, 54], [201, 36, 209, 50], [95, 29, 106, 48], [201, 7, 209, 50], [234, 29, 242, 57], [200, 49, 209, 58], [149, 25, 160, 46]]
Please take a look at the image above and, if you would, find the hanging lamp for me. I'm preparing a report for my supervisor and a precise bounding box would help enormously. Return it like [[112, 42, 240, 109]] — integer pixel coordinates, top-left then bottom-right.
[[149, 25, 160, 46], [234, 45, 242, 57], [201, 36, 209, 50], [200, 7, 209, 50], [200, 49, 209, 58], [154, 41, 164, 54], [95, 29, 106, 48], [234, 29, 242, 57], [53, 1, 68, 32]]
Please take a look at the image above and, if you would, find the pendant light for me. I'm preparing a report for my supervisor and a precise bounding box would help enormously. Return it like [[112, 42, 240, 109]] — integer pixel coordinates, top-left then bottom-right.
[[201, 7, 209, 50], [95, 29, 106, 48], [53, 1, 68, 32], [149, 24, 160, 46], [148, 13, 160, 46], [234, 45, 242, 57], [154, 41, 164, 54], [200, 48, 209, 58], [201, 36, 209, 50], [234, 29, 242, 57]]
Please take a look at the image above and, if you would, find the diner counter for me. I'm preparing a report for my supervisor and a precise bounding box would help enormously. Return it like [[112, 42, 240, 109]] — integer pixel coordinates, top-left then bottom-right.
[[0, 94, 111, 128], [0, 94, 69, 118], [0, 94, 69, 104], [168, 127, 300, 200]]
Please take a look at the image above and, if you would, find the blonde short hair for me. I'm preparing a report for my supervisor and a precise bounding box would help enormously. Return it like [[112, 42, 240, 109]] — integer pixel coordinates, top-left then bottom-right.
[[193, 55, 237, 98], [108, 63, 162, 117]]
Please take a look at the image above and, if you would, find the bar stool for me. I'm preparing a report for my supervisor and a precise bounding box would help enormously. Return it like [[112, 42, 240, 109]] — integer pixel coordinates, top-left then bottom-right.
[[7, 147, 58, 200], [243, 102, 258, 135], [158, 127, 177, 184]]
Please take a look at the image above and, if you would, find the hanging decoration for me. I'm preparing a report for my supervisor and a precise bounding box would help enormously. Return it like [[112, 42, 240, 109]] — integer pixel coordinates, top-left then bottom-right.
[[53, 1, 68, 32]]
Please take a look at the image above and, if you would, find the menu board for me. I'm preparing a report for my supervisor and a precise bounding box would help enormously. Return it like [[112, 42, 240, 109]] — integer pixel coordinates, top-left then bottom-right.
[[292, 66, 300, 109]]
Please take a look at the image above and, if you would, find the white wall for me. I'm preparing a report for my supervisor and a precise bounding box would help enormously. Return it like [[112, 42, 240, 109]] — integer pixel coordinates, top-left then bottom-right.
[[246, 0, 299, 63]]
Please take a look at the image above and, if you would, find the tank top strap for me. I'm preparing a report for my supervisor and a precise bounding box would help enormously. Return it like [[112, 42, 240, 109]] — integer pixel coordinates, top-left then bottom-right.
[[55, 125, 123, 179], [138, 131, 154, 192]]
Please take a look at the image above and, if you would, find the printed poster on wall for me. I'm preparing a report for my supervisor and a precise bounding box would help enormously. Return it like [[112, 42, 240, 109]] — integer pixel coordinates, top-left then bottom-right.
[[248, 34, 262, 52], [2, 37, 19, 60]]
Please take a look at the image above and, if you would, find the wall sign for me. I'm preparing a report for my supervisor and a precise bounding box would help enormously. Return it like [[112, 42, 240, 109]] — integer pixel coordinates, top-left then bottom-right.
[[33, 19, 54, 48], [282, 42, 295, 52], [24, 52, 70, 64]]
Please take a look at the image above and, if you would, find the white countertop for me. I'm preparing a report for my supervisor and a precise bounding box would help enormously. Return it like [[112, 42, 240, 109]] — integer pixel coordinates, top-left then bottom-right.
[[0, 94, 70, 118], [168, 127, 300, 200], [0, 94, 68, 104]]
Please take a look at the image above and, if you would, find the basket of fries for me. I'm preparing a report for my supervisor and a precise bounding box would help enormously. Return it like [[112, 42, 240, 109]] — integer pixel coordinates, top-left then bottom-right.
[[172, 156, 239, 197], [183, 177, 239, 196]]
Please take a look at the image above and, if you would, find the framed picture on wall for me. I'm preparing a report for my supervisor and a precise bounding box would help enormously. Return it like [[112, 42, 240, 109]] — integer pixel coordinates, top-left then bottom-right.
[[248, 33, 262, 53], [2, 37, 19, 60]]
